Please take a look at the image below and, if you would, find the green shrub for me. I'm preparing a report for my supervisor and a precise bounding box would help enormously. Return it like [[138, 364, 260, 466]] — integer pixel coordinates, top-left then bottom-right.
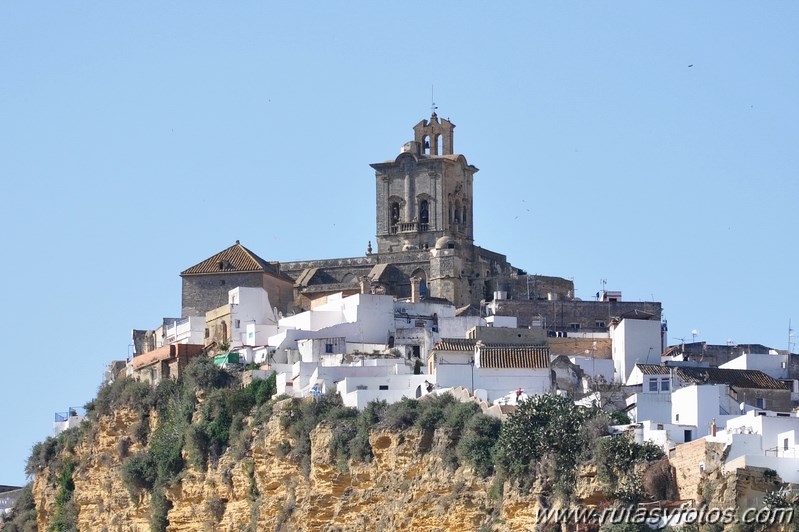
[[90, 376, 154, 418], [184, 357, 231, 391], [495, 394, 600, 496], [457, 414, 501, 477], [382, 398, 419, 430], [121, 450, 157, 494]]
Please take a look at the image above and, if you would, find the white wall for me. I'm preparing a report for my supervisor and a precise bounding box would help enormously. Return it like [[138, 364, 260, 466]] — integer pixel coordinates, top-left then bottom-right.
[[627, 392, 672, 424], [438, 316, 485, 338], [569, 356, 614, 382], [473, 368, 550, 403], [637, 420, 697, 450], [720, 352, 788, 379], [611, 319, 662, 383], [485, 315, 517, 328], [341, 374, 433, 409], [672, 385, 740, 438]]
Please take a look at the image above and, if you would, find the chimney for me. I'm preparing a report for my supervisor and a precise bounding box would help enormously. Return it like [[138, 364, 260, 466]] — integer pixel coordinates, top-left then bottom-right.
[[410, 277, 421, 303], [710, 419, 717, 437], [359, 276, 369, 294]]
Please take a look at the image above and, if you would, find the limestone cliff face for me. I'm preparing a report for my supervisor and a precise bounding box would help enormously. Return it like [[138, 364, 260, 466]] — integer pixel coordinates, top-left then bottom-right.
[[32, 402, 606, 532]]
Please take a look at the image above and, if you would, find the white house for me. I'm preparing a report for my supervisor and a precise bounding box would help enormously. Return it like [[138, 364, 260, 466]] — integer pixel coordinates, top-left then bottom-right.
[[429, 339, 551, 403], [611, 317, 663, 384], [163, 316, 206, 346], [625, 364, 674, 424], [713, 410, 799, 483]]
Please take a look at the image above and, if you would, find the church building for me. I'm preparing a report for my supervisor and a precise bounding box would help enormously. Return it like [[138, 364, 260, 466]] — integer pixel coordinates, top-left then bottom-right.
[[180, 114, 660, 335]]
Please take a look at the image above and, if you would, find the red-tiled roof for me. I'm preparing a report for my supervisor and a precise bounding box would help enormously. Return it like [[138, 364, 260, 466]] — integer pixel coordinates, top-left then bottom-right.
[[131, 344, 205, 370], [479, 346, 550, 369], [635, 364, 671, 375], [675, 367, 788, 390], [181, 241, 283, 277], [432, 338, 477, 351]]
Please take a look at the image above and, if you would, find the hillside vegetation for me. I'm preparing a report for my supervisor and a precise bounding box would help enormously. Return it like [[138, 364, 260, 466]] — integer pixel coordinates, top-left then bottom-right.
[[6, 358, 683, 531]]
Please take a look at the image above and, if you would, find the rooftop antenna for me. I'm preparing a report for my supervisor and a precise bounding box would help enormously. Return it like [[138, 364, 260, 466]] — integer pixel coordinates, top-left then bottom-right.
[[691, 329, 700, 343], [431, 85, 438, 115], [789, 319, 795, 354]]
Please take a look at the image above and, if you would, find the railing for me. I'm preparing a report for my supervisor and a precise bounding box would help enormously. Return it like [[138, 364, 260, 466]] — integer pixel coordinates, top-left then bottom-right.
[[54, 407, 85, 422], [389, 222, 430, 234], [765, 446, 799, 458]]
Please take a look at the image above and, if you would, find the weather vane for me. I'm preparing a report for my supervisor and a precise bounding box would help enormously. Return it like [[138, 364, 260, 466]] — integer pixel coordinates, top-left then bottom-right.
[[431, 85, 438, 115]]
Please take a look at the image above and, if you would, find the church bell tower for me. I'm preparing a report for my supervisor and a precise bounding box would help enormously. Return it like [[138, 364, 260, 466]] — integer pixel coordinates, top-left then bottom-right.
[[371, 113, 478, 254]]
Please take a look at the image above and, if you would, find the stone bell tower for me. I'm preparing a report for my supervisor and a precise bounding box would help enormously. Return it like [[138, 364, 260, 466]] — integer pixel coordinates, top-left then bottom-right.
[[371, 113, 478, 254]]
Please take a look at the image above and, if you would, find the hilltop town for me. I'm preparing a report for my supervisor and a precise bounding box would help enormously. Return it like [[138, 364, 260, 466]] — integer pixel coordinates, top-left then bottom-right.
[[7, 115, 798, 530]]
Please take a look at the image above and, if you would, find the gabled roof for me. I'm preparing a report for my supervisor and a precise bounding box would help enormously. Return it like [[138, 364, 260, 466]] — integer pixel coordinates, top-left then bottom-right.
[[433, 338, 477, 351], [480, 346, 550, 369], [455, 304, 481, 317], [181, 241, 283, 277], [635, 363, 671, 376], [674, 367, 788, 390], [295, 267, 339, 287]]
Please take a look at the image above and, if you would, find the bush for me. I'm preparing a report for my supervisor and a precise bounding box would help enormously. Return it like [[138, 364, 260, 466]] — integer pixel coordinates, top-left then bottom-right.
[[596, 434, 665, 486], [121, 450, 157, 494], [457, 414, 501, 477], [495, 394, 600, 495], [382, 398, 419, 430], [90, 377, 154, 418], [184, 357, 231, 391]]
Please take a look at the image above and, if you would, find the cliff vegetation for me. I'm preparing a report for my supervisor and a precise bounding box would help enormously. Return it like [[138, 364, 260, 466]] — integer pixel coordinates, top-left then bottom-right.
[[3, 358, 714, 531]]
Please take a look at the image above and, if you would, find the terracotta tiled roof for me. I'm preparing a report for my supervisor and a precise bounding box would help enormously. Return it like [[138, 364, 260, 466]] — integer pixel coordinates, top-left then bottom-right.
[[479, 346, 550, 369], [635, 363, 671, 375], [181, 241, 282, 277], [433, 338, 477, 351], [674, 367, 788, 390]]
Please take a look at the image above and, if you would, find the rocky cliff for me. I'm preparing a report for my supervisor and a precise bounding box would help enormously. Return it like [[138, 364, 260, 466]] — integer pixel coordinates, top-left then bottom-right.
[[31, 400, 610, 532]]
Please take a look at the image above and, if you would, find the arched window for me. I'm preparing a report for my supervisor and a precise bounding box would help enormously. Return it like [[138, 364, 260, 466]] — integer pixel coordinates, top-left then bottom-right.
[[411, 269, 428, 297], [436, 134, 443, 155], [390, 202, 400, 226], [221, 321, 228, 343], [419, 199, 429, 225], [454, 203, 461, 224], [423, 135, 431, 155]]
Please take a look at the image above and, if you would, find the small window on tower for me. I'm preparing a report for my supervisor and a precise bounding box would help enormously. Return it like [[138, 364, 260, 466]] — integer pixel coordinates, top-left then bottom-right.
[[325, 343, 333, 354], [419, 200, 429, 225]]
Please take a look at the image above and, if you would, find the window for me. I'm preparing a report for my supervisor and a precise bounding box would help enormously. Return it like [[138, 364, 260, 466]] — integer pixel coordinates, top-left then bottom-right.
[[569, 323, 581, 331], [325, 343, 333, 354], [234, 319, 241, 329], [684, 430, 692, 443], [756, 398, 765, 409], [419, 200, 429, 225], [595, 320, 606, 328], [204, 328, 210, 338], [660, 378, 671, 392], [785, 438, 790, 451], [379, 385, 389, 390], [648, 379, 658, 392]]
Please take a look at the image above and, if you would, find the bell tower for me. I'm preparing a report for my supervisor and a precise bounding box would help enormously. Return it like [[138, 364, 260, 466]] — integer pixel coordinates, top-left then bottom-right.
[[371, 114, 478, 254]]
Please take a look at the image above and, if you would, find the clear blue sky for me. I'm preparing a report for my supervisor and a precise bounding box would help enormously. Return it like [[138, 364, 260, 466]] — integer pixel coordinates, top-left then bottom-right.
[[1, 2, 797, 485]]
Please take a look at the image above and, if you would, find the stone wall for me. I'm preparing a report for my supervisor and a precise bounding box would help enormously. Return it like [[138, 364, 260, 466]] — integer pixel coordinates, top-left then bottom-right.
[[181, 272, 293, 318], [493, 299, 662, 331]]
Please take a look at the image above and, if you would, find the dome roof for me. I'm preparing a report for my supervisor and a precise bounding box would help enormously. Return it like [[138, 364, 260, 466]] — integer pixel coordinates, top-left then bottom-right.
[[435, 236, 458, 250]]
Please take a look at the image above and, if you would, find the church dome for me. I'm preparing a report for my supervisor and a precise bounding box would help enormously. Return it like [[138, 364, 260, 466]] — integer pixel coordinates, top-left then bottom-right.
[[435, 236, 459, 250]]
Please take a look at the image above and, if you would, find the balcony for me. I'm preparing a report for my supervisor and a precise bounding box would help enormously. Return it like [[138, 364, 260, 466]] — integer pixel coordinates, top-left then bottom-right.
[[389, 222, 430, 234]]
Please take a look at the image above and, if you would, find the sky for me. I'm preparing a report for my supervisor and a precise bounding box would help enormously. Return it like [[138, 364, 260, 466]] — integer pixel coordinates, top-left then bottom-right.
[[1, 2, 797, 486]]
